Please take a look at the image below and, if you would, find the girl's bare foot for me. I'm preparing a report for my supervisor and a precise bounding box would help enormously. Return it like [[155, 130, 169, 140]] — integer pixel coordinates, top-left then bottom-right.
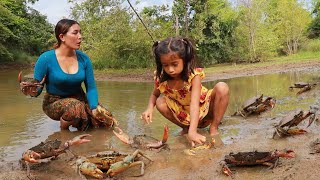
[[179, 128, 189, 135], [211, 133, 224, 147]]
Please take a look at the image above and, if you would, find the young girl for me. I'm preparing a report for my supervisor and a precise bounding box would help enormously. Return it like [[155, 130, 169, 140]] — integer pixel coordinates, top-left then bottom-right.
[[141, 37, 229, 146]]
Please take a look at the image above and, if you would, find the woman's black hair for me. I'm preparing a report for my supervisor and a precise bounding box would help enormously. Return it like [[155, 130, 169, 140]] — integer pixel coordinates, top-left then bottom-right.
[[54, 19, 79, 48], [152, 37, 199, 82]]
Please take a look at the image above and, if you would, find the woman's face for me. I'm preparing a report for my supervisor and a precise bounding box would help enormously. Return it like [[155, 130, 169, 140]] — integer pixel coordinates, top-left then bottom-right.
[[60, 24, 82, 50], [160, 52, 184, 79]]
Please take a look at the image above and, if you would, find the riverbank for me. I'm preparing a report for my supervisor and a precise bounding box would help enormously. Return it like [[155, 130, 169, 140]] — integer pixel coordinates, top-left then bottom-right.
[[4, 58, 320, 82], [94, 59, 320, 82]]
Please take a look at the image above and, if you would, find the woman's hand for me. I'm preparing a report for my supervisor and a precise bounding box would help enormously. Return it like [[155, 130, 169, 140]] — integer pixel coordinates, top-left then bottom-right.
[[92, 108, 98, 117], [141, 109, 153, 124], [187, 131, 206, 147]]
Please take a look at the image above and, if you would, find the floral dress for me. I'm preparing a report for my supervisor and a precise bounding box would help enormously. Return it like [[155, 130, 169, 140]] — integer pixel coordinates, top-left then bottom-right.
[[156, 68, 213, 126]]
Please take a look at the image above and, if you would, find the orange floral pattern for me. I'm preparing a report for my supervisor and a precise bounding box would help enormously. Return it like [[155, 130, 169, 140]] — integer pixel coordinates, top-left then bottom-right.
[[156, 68, 212, 126], [42, 90, 92, 131]]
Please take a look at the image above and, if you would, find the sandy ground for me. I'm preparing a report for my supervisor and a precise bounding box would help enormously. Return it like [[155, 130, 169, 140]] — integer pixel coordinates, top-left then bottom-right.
[[1, 60, 320, 180]]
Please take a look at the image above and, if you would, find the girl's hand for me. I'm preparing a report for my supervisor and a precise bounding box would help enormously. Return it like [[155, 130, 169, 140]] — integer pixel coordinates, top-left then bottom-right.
[[141, 110, 153, 124], [187, 131, 206, 147]]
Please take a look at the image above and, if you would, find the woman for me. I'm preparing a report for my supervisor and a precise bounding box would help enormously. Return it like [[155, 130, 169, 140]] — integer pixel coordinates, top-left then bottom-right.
[[20, 19, 100, 131]]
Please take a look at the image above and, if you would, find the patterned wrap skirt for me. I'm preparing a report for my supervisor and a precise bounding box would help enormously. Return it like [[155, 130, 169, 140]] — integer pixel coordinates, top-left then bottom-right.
[[42, 91, 92, 131]]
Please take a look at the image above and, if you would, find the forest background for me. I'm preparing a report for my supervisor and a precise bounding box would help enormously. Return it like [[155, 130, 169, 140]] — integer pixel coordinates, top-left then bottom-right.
[[1, 0, 320, 70]]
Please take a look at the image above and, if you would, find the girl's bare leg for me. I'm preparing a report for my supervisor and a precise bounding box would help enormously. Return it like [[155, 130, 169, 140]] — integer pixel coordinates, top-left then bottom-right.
[[209, 82, 229, 136], [156, 96, 189, 134]]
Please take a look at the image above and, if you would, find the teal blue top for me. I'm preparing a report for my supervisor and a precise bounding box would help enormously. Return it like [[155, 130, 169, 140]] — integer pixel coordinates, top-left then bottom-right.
[[34, 49, 98, 109]]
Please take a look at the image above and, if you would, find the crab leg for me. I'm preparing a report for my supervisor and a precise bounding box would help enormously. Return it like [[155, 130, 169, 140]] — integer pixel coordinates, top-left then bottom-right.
[[297, 86, 311, 94], [18, 71, 46, 85]]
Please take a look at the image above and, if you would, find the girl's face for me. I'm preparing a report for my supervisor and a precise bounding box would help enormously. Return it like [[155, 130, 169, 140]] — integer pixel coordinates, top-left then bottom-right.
[[60, 24, 82, 50], [160, 52, 184, 79]]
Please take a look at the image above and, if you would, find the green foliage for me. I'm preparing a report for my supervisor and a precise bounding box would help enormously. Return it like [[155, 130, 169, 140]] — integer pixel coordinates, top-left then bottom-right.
[[0, 0, 53, 63], [271, 0, 311, 55], [1, 0, 317, 68], [300, 38, 320, 52], [308, 0, 320, 38]]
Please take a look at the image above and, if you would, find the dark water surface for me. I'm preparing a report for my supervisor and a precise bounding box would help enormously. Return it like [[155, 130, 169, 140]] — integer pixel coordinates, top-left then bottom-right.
[[0, 69, 319, 162]]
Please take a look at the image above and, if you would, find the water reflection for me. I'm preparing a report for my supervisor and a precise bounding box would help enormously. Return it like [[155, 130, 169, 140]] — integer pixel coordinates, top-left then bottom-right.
[[0, 69, 318, 162]]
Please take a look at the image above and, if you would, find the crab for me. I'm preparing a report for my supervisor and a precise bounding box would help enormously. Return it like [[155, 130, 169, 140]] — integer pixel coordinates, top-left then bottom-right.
[[18, 71, 46, 97], [273, 106, 319, 138], [21, 134, 91, 178], [90, 104, 119, 128], [75, 151, 129, 179], [183, 137, 216, 156], [221, 149, 295, 177], [113, 125, 169, 150], [76, 149, 152, 178], [289, 82, 317, 95], [233, 94, 276, 117]]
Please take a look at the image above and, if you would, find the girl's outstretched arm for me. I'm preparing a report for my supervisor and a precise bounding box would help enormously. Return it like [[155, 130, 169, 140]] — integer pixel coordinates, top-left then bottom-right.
[[188, 75, 206, 145], [141, 86, 160, 124]]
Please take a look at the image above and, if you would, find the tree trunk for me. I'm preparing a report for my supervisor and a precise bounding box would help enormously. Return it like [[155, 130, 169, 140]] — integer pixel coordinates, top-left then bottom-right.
[[184, 0, 189, 37], [175, 15, 179, 36]]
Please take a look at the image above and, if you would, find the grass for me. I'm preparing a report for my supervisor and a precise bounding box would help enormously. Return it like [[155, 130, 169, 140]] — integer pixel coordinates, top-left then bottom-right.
[[204, 51, 320, 74]]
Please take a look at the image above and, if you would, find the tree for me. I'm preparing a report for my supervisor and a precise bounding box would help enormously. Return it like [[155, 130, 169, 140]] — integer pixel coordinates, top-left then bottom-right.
[[0, 0, 53, 62], [308, 0, 320, 38], [272, 0, 311, 55], [189, 0, 238, 64]]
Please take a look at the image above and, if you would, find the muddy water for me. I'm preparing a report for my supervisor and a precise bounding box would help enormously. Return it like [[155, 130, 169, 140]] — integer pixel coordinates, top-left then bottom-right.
[[0, 69, 319, 179]]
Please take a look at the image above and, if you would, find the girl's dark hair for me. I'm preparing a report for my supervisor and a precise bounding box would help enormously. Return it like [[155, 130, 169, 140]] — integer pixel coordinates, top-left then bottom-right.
[[54, 19, 79, 49], [152, 37, 199, 82]]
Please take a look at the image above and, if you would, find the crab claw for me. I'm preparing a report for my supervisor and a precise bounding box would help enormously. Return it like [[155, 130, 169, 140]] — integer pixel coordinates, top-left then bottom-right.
[[287, 128, 307, 135], [78, 161, 104, 179], [67, 134, 92, 147], [18, 71, 22, 83], [22, 150, 41, 163], [95, 105, 118, 127], [277, 150, 295, 158], [113, 127, 132, 144], [307, 106, 319, 127], [222, 165, 233, 176], [162, 124, 169, 143]]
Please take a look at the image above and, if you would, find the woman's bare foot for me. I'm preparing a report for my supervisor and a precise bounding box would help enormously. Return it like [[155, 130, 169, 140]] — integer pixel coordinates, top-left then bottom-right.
[[60, 118, 72, 130]]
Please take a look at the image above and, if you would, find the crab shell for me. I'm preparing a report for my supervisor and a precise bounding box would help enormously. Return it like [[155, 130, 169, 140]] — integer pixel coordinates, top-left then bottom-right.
[[18, 71, 46, 97], [292, 82, 310, 88], [224, 150, 295, 166], [28, 139, 63, 159], [85, 151, 128, 170], [242, 94, 264, 110]]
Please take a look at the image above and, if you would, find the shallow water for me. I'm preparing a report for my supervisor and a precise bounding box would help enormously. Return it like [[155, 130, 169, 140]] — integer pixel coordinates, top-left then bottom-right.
[[0, 69, 319, 164]]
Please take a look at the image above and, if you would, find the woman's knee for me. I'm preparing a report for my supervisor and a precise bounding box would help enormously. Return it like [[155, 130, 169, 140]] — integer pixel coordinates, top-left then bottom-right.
[[214, 82, 229, 97]]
